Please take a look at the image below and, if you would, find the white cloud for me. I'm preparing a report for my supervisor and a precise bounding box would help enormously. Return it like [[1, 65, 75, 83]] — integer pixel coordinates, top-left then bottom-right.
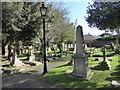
[[83, 27, 105, 36]]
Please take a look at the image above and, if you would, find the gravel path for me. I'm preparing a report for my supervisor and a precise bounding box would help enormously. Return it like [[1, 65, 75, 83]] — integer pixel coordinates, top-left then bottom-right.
[[2, 57, 71, 88]]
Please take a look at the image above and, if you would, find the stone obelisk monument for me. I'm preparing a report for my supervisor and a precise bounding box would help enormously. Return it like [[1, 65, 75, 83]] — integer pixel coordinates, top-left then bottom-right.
[[71, 25, 93, 80]]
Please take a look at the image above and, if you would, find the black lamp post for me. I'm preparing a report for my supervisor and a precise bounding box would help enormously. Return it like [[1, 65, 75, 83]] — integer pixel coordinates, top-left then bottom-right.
[[40, 2, 48, 74]]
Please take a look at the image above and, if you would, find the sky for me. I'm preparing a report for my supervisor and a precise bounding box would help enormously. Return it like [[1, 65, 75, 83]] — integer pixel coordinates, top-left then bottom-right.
[[64, 1, 105, 36]]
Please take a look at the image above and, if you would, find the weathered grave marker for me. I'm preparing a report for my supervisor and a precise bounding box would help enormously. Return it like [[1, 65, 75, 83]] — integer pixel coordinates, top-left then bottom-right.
[[29, 46, 35, 62], [71, 25, 93, 80], [93, 46, 111, 70], [110, 42, 115, 51], [102, 46, 106, 62]]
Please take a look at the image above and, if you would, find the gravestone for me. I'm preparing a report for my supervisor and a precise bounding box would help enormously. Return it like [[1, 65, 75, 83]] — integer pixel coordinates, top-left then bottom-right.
[[102, 46, 106, 62], [47, 58, 54, 61], [111, 80, 120, 87], [10, 49, 23, 66], [93, 46, 111, 70], [71, 25, 93, 80], [84, 43, 87, 50], [101, 46, 111, 70], [108, 57, 112, 61], [29, 47, 35, 62], [110, 42, 115, 51], [13, 53, 24, 66]]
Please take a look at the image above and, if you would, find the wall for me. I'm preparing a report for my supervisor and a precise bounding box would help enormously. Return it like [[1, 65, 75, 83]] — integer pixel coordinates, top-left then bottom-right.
[[88, 39, 116, 47]]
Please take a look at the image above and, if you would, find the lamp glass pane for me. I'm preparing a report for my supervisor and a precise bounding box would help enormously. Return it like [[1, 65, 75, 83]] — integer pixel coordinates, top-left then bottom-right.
[[41, 8, 47, 16]]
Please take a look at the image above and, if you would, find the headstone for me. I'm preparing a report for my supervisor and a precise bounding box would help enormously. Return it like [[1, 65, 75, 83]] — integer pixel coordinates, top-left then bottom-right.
[[110, 42, 115, 51], [47, 58, 54, 61], [93, 46, 111, 70], [84, 43, 87, 49], [105, 45, 111, 49], [14, 57, 24, 66], [53, 57, 58, 60], [101, 46, 106, 62], [5, 45, 8, 56], [61, 55, 65, 57], [10, 49, 23, 66], [111, 80, 120, 87], [71, 25, 93, 80], [29, 47, 35, 62], [29, 55, 35, 62], [108, 57, 112, 61]]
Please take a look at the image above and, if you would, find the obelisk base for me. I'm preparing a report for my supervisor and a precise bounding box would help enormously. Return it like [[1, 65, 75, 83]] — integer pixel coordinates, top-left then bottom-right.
[[70, 54, 94, 80]]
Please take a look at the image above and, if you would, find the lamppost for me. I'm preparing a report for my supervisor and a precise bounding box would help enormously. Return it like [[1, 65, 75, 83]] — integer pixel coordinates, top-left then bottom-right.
[[40, 2, 48, 74]]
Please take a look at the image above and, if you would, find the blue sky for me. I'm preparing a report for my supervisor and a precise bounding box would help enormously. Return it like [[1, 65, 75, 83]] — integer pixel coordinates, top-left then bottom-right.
[[64, 1, 105, 36]]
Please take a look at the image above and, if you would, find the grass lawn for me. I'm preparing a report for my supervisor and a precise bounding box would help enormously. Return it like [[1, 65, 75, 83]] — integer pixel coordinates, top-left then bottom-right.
[[39, 53, 120, 88], [91, 49, 115, 57]]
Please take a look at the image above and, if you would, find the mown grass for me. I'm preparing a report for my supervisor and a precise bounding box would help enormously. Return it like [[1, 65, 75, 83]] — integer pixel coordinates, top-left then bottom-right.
[[91, 48, 115, 57], [39, 51, 120, 88]]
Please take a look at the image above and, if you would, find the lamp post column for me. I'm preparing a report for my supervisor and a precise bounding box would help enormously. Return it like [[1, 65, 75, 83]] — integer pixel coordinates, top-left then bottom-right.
[[43, 18, 47, 74]]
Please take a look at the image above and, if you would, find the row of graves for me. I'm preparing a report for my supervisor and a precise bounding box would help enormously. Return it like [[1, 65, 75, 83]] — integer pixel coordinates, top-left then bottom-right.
[[84, 41, 115, 71], [68, 25, 120, 86], [46, 48, 74, 62], [1, 43, 75, 75], [88, 43, 120, 86], [1, 46, 41, 75]]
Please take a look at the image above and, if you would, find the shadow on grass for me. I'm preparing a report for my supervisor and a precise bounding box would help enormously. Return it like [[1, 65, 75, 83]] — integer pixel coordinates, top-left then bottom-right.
[[40, 73, 98, 88], [17, 53, 28, 57], [17, 55, 26, 58], [39, 61, 98, 88], [2, 73, 59, 88], [92, 53, 116, 57], [106, 65, 120, 82], [56, 61, 72, 68]]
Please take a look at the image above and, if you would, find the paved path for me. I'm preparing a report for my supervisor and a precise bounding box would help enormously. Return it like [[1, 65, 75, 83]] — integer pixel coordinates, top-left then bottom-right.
[[2, 57, 71, 88]]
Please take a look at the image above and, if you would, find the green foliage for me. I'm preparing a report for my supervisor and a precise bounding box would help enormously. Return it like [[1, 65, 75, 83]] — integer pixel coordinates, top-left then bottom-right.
[[2, 2, 24, 43], [46, 2, 76, 47], [2, 2, 76, 49], [86, 2, 120, 31]]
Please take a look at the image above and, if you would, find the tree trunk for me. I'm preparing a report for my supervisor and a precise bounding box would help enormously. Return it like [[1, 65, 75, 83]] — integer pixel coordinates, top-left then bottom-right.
[[102, 46, 106, 62], [21, 47, 23, 54], [7, 44, 11, 61], [2, 44, 5, 55], [10, 40, 17, 66], [16, 40, 20, 55], [27, 46, 30, 59], [63, 43, 65, 51], [59, 42, 63, 57], [25, 48, 27, 53], [2, 40, 5, 55], [67, 43, 68, 51]]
